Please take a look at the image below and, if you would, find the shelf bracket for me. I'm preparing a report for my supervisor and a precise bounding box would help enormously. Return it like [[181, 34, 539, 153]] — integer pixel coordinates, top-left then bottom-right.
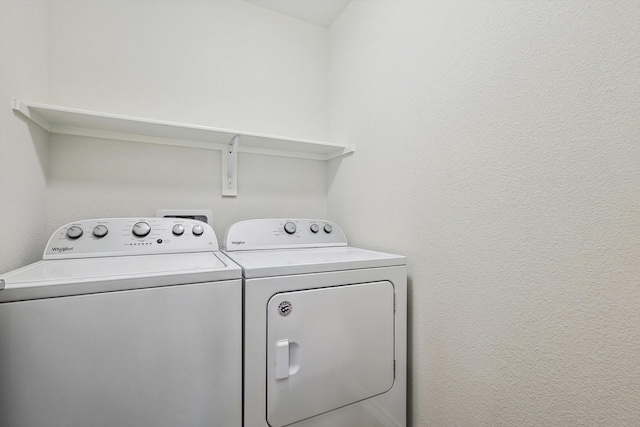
[[222, 134, 239, 197]]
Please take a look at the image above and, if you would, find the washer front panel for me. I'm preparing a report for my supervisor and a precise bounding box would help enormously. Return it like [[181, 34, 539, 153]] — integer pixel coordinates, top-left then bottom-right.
[[0, 279, 242, 427]]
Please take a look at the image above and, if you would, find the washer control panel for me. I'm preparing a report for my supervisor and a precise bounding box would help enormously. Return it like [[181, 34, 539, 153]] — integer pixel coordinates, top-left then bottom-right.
[[223, 219, 347, 251], [44, 218, 219, 259]]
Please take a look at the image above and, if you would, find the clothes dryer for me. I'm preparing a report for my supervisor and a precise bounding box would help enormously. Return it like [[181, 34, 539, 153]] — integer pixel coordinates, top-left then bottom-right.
[[0, 218, 243, 427], [223, 219, 407, 427]]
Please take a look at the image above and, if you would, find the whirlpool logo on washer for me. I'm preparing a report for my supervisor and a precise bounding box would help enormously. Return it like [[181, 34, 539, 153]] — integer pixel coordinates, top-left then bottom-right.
[[51, 246, 74, 252], [231, 241, 245, 245]]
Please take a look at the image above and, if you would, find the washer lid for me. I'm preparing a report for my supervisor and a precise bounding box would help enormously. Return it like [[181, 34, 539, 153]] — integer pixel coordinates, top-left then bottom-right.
[[0, 251, 241, 303], [224, 246, 405, 279]]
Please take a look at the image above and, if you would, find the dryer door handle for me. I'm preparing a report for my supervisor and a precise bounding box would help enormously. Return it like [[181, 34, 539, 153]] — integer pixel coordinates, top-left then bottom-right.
[[275, 339, 290, 381]]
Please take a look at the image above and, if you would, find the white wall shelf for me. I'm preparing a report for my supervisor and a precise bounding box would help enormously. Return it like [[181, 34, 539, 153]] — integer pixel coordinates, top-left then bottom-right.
[[12, 99, 354, 196]]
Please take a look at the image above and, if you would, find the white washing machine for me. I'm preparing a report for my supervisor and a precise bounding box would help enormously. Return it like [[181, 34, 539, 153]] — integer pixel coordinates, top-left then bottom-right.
[[222, 219, 407, 427], [0, 218, 243, 427]]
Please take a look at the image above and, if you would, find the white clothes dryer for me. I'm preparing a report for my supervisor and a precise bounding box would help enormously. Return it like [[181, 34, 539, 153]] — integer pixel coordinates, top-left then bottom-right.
[[0, 218, 243, 427], [223, 219, 407, 427]]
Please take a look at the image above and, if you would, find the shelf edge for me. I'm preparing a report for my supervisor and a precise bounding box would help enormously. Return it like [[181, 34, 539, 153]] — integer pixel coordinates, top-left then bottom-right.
[[50, 125, 229, 152], [12, 99, 52, 131], [12, 99, 355, 160]]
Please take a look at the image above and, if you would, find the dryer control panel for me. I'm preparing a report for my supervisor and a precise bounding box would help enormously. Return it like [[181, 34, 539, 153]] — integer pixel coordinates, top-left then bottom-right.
[[44, 218, 219, 259], [223, 219, 347, 251]]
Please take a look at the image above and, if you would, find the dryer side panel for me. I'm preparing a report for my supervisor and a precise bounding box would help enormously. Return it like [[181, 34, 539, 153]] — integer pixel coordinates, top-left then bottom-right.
[[266, 281, 394, 427]]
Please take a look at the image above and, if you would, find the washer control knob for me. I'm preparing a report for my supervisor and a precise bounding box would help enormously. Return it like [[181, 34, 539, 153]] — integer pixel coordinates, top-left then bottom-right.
[[323, 224, 333, 233], [172, 224, 185, 236], [192, 224, 204, 236], [310, 223, 319, 233], [66, 226, 83, 239], [92, 225, 108, 238], [284, 222, 297, 235], [132, 222, 151, 237]]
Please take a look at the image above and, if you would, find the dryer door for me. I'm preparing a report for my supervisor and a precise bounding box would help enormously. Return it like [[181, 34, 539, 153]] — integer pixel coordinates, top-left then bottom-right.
[[266, 281, 395, 427]]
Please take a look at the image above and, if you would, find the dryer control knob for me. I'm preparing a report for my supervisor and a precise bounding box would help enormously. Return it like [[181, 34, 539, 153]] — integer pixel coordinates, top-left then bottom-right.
[[92, 225, 108, 238], [323, 224, 333, 233], [66, 226, 83, 239], [132, 222, 151, 237], [284, 222, 297, 235], [310, 223, 319, 233], [172, 224, 185, 236], [192, 224, 204, 236]]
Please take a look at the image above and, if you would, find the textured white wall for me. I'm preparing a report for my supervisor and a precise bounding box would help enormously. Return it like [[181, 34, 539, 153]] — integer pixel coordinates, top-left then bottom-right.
[[0, 1, 49, 273], [328, 1, 640, 425], [41, 0, 329, 245], [48, 0, 328, 140]]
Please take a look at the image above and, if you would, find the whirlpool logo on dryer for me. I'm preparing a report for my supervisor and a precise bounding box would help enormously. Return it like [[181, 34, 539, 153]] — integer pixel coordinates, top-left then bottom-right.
[[231, 241, 245, 245], [51, 246, 74, 252]]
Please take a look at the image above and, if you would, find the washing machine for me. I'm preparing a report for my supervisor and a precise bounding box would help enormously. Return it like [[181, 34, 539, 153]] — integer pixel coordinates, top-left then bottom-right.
[[0, 218, 243, 427], [222, 218, 407, 427]]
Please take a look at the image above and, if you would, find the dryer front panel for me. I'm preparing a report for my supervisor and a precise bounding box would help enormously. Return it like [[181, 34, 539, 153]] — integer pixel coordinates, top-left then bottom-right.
[[266, 281, 394, 427]]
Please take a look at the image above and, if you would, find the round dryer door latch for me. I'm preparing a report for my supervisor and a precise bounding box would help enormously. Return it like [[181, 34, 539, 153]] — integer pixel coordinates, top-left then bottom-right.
[[278, 301, 292, 316]]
